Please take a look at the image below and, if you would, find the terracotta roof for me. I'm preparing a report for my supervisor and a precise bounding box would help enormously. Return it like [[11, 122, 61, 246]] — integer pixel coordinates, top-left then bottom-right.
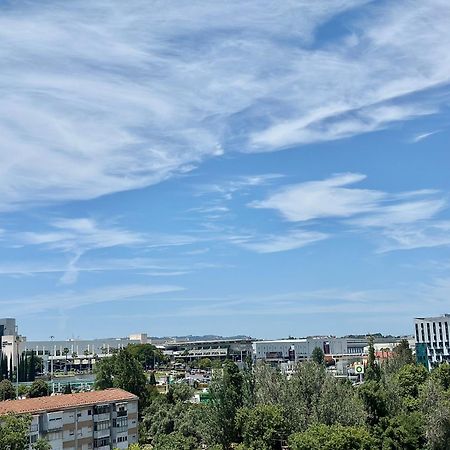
[[0, 388, 138, 416]]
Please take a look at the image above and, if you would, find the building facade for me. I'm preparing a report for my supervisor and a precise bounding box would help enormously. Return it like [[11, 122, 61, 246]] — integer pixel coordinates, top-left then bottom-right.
[[253, 337, 369, 364], [0, 388, 138, 450], [414, 315, 450, 369]]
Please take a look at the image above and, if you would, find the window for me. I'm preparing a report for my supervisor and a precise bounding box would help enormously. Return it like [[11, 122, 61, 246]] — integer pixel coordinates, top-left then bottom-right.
[[94, 420, 110, 431], [88, 409, 92, 416], [94, 405, 110, 415]]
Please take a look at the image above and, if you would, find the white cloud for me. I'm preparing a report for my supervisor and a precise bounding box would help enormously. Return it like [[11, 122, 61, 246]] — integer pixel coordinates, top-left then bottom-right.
[[251, 173, 384, 221], [0, 283, 184, 316], [252, 173, 446, 226], [11, 217, 198, 284], [411, 130, 441, 143], [378, 221, 450, 252], [251, 173, 449, 252], [234, 229, 328, 253], [0, 1, 449, 209]]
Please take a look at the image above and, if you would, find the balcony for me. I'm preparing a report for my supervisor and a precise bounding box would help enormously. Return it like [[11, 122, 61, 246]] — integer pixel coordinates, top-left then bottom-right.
[[93, 413, 110, 422], [94, 429, 111, 440]]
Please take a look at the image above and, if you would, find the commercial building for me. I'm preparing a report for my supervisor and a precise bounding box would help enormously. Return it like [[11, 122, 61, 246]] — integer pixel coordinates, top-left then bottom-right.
[[0, 388, 138, 450], [163, 338, 254, 362], [0, 317, 148, 377], [414, 314, 450, 369], [253, 336, 368, 364]]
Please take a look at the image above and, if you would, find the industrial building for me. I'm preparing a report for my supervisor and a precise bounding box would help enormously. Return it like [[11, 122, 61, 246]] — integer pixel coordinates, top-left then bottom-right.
[[0, 388, 138, 450]]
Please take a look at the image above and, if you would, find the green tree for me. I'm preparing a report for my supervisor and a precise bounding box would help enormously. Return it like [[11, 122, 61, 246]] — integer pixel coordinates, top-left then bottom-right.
[[365, 336, 381, 382], [149, 371, 157, 386], [209, 360, 243, 449], [311, 347, 325, 366], [0, 378, 16, 400], [358, 380, 388, 426], [380, 412, 426, 449], [316, 377, 366, 427], [384, 340, 414, 375], [236, 404, 284, 450], [420, 377, 450, 449], [29, 379, 50, 398], [32, 438, 53, 450], [153, 432, 197, 450], [94, 348, 148, 405], [128, 343, 165, 370], [282, 361, 327, 433], [0, 413, 31, 450], [17, 383, 29, 398], [431, 362, 450, 391], [394, 364, 428, 411], [288, 424, 376, 450]]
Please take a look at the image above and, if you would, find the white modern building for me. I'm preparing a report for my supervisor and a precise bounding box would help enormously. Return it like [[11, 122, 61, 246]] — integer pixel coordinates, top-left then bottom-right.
[[414, 314, 450, 368], [253, 336, 368, 364]]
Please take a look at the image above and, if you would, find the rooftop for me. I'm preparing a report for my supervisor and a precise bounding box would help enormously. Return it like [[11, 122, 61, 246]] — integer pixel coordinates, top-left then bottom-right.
[[0, 388, 138, 416]]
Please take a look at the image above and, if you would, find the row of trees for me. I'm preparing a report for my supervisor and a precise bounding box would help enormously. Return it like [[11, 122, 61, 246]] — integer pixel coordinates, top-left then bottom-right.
[[93, 340, 450, 449], [0, 378, 50, 401], [0, 351, 43, 382]]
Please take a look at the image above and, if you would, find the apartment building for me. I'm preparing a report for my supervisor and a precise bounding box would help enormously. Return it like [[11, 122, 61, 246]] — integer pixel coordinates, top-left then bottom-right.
[[0, 388, 138, 450], [414, 314, 450, 369]]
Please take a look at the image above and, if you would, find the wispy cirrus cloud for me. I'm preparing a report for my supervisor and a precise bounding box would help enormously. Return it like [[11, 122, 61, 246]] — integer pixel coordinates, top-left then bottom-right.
[[231, 229, 328, 254], [0, 283, 184, 316], [1, 1, 450, 210], [251, 173, 448, 252], [8, 217, 198, 284]]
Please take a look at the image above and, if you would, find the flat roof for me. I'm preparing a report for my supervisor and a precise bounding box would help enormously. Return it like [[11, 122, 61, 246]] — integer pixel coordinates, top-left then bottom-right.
[[0, 388, 138, 416], [415, 315, 450, 322]]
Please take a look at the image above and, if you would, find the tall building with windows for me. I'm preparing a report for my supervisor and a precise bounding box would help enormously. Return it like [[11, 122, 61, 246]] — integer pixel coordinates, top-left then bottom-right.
[[0, 388, 138, 450], [414, 315, 450, 369]]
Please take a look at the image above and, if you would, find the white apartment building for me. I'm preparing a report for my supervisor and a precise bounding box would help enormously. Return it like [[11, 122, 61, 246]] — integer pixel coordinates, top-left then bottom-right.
[[414, 314, 450, 368], [0, 388, 138, 450]]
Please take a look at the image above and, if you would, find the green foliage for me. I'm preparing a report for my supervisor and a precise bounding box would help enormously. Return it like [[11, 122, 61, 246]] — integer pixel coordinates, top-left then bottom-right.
[[32, 438, 53, 450], [0, 379, 16, 400], [311, 347, 325, 365], [17, 383, 29, 397], [141, 387, 209, 448], [420, 378, 450, 449], [288, 424, 376, 450], [29, 379, 50, 398], [94, 348, 148, 403], [149, 371, 157, 386], [316, 377, 366, 427], [431, 362, 450, 391], [236, 404, 284, 450], [365, 336, 381, 382], [0, 413, 31, 450], [358, 381, 388, 425], [208, 360, 244, 449], [379, 412, 426, 450], [127, 343, 166, 370], [153, 432, 197, 450], [394, 364, 428, 411]]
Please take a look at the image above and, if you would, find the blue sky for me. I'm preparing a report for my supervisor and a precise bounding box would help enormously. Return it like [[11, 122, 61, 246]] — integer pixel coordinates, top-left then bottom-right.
[[1, 0, 450, 340]]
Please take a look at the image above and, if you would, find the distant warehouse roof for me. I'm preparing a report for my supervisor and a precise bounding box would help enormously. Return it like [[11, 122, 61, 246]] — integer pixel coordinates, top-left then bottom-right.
[[0, 388, 138, 416]]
